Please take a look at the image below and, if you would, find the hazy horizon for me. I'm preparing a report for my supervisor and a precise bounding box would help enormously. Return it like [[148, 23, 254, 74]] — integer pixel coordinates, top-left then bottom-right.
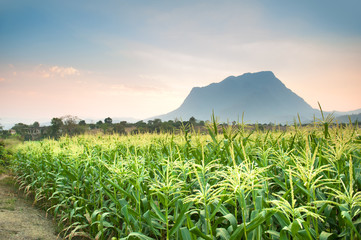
[[1, 1, 361, 127]]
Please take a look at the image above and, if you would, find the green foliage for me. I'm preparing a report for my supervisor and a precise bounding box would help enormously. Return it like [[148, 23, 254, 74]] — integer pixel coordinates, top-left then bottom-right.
[[105, 117, 113, 124], [0, 140, 7, 169], [0, 139, 17, 173], [10, 121, 361, 239]]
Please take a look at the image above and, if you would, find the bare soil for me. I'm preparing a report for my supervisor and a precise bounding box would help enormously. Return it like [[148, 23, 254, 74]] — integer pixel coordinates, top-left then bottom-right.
[[0, 174, 59, 240]]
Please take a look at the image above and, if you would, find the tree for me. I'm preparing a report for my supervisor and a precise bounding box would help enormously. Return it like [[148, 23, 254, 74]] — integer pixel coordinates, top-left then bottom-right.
[[51, 118, 63, 127], [12, 123, 29, 138], [32, 121, 40, 128], [113, 123, 126, 134], [149, 119, 162, 133], [78, 120, 86, 126], [135, 120, 147, 133], [104, 117, 112, 124], [61, 115, 84, 136], [189, 116, 196, 126], [50, 118, 63, 139], [62, 115, 79, 126]]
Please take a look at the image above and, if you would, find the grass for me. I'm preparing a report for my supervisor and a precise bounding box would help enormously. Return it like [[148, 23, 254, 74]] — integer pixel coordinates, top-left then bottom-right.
[[9, 120, 361, 239], [0, 197, 16, 211], [0, 176, 17, 211]]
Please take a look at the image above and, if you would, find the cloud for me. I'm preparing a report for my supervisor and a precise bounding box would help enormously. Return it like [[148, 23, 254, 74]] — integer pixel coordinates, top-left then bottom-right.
[[49, 66, 80, 77], [0, 77, 5, 82], [36, 65, 80, 78]]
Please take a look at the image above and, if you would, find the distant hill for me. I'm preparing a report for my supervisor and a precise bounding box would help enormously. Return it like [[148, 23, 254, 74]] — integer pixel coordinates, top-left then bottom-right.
[[155, 71, 319, 123], [334, 108, 361, 116], [335, 113, 361, 123]]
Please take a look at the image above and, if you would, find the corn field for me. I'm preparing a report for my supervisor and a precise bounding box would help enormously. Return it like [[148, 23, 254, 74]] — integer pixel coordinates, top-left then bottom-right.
[[11, 121, 361, 239]]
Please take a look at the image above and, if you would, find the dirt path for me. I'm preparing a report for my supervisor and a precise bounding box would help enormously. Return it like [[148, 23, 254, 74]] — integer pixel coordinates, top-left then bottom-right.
[[0, 174, 59, 240]]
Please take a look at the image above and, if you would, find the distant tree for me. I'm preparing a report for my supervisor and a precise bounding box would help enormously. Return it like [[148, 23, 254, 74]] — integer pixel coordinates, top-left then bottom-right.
[[173, 120, 182, 128], [113, 123, 126, 134], [0, 130, 11, 138], [135, 120, 146, 127], [75, 120, 88, 134], [152, 119, 162, 133], [61, 115, 84, 136], [104, 117, 113, 124], [161, 120, 175, 132], [50, 118, 63, 139], [12, 123, 29, 138], [135, 121, 147, 133], [189, 117, 196, 126], [32, 121, 40, 128], [0, 139, 9, 164], [154, 118, 162, 125], [51, 118, 63, 128], [62, 115, 79, 126]]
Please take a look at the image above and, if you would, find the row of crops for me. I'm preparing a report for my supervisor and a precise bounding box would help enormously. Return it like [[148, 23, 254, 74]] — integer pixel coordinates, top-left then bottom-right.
[[12, 122, 361, 239]]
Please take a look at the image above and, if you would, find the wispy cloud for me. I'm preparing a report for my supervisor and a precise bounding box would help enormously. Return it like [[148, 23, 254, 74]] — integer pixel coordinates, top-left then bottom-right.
[[49, 66, 80, 77], [0, 77, 5, 82], [36, 65, 80, 78]]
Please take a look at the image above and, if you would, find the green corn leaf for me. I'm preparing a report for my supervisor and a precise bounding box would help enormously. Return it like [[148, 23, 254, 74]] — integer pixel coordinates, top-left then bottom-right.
[[294, 180, 312, 198], [223, 213, 238, 231], [255, 195, 263, 210], [150, 198, 166, 223], [266, 230, 280, 238], [211, 213, 237, 235], [341, 211, 361, 239], [209, 200, 223, 220], [189, 226, 213, 240], [180, 227, 192, 240], [319, 231, 336, 240], [273, 212, 291, 228], [229, 210, 273, 240], [280, 229, 289, 240], [290, 221, 301, 237], [103, 178, 134, 201], [143, 210, 160, 237], [229, 223, 245, 240], [169, 202, 191, 236], [216, 228, 230, 240], [119, 232, 155, 240]]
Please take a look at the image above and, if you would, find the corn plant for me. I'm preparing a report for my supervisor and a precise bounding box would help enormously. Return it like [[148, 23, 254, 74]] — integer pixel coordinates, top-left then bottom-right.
[[10, 117, 361, 239]]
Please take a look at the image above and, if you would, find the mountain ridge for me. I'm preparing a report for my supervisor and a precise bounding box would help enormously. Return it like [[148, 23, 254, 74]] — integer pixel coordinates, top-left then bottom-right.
[[154, 71, 318, 123]]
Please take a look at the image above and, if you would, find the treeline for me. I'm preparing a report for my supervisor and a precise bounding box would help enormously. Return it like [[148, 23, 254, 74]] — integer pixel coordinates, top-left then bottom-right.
[[0, 116, 206, 141], [3, 115, 355, 141]]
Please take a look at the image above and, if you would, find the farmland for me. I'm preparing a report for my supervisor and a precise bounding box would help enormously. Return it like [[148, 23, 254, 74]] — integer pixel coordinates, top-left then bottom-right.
[[11, 121, 361, 239]]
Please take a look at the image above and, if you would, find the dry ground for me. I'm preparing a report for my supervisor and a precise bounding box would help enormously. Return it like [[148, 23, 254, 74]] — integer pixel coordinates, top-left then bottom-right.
[[0, 174, 58, 240]]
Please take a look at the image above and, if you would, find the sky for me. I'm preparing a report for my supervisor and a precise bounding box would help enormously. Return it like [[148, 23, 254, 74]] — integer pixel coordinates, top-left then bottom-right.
[[1, 0, 361, 127]]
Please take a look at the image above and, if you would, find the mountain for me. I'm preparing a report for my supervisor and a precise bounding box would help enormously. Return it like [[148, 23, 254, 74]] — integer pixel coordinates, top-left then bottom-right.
[[335, 113, 361, 123], [155, 71, 318, 123], [333, 108, 361, 117]]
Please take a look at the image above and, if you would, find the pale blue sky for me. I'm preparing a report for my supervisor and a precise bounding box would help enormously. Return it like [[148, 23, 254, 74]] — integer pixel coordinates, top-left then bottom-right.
[[1, 0, 361, 125]]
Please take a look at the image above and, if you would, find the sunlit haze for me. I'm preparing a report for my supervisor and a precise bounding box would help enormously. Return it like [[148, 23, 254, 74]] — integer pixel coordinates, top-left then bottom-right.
[[1, 0, 361, 127]]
